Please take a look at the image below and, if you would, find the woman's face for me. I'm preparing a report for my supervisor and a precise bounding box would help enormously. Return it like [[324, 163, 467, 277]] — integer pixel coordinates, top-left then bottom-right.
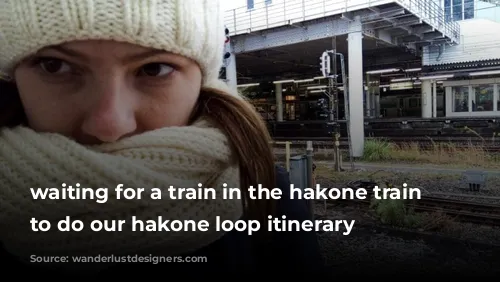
[[14, 40, 202, 145]]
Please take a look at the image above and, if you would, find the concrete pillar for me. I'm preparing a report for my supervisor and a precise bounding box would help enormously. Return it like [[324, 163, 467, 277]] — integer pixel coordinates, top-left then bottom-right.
[[421, 80, 432, 118], [225, 51, 238, 92], [348, 16, 364, 157], [432, 81, 437, 118], [275, 83, 284, 122]]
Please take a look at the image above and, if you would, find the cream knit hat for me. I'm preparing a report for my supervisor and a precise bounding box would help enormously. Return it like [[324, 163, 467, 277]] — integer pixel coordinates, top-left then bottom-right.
[[0, 0, 226, 86]]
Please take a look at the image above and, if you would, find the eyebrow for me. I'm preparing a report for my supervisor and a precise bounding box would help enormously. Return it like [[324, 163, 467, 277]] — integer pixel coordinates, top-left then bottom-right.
[[41, 45, 168, 64]]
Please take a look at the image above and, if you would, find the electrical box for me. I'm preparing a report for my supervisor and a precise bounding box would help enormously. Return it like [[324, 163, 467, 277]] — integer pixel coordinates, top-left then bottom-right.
[[289, 155, 312, 191], [289, 154, 315, 220], [463, 170, 487, 191]]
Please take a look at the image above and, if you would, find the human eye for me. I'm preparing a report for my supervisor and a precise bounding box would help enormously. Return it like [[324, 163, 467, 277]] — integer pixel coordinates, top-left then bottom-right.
[[31, 57, 73, 75], [137, 63, 174, 77]]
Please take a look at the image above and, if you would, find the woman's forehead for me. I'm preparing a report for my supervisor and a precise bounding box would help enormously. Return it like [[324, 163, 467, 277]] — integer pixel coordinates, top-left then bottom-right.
[[40, 40, 161, 56], [34, 40, 187, 65]]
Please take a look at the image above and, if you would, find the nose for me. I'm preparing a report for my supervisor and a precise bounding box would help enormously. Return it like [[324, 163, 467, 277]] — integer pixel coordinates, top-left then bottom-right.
[[81, 80, 137, 143]]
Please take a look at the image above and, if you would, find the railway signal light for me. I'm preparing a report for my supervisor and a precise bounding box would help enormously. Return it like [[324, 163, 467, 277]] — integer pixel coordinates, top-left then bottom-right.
[[320, 51, 331, 77], [224, 27, 230, 43]]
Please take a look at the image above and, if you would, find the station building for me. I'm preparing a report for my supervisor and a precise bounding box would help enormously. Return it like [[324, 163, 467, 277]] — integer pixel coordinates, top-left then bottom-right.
[[420, 0, 500, 118], [221, 0, 500, 156]]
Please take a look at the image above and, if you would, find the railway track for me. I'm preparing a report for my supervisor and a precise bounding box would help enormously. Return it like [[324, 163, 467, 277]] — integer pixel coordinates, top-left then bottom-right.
[[417, 196, 500, 215], [272, 137, 500, 151], [324, 181, 500, 226], [274, 136, 497, 143]]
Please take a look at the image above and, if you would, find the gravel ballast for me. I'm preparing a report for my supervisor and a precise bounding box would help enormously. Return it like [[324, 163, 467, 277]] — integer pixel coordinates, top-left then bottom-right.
[[305, 161, 500, 277]]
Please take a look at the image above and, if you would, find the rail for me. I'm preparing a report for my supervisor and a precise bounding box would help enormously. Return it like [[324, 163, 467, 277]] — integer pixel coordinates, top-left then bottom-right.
[[272, 140, 500, 152], [224, 0, 460, 43], [333, 181, 500, 226]]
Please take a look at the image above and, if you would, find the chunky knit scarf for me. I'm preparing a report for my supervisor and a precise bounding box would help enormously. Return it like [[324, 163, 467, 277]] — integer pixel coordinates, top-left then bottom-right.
[[0, 118, 243, 262]]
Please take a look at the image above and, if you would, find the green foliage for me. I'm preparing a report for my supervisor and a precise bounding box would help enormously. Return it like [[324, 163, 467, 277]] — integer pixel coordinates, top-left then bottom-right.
[[369, 186, 422, 228], [362, 139, 393, 161]]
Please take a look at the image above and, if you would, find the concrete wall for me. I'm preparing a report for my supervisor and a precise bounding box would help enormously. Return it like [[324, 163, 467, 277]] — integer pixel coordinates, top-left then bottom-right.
[[475, 0, 500, 22], [423, 18, 500, 65]]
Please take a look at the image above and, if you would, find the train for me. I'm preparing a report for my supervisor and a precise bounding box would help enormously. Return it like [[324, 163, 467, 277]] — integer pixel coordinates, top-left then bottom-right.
[[379, 92, 445, 118], [246, 84, 498, 140], [249, 85, 445, 121]]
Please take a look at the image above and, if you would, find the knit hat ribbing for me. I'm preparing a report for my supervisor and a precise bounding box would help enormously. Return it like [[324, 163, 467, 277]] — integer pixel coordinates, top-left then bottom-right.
[[0, 0, 225, 86]]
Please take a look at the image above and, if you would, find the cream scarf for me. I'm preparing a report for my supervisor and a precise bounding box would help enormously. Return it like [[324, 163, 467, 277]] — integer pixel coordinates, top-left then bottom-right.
[[0, 118, 243, 261]]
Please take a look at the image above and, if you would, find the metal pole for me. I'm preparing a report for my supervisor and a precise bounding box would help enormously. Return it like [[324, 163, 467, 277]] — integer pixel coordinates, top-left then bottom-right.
[[285, 141, 291, 172], [306, 141, 315, 219], [233, 10, 236, 32], [334, 132, 341, 171], [330, 40, 342, 172], [331, 37, 337, 121]]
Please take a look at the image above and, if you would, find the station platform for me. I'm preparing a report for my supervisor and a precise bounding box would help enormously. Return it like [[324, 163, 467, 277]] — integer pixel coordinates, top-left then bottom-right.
[[267, 117, 500, 139], [333, 162, 500, 176]]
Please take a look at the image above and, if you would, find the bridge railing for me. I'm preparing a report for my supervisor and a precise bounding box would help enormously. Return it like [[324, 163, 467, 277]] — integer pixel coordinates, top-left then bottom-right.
[[224, 0, 460, 43], [397, 0, 460, 43], [224, 0, 391, 35]]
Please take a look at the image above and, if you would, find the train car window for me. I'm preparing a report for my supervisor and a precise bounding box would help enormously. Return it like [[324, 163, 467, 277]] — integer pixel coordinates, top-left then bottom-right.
[[452, 86, 469, 112], [472, 84, 494, 112], [409, 98, 418, 108]]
